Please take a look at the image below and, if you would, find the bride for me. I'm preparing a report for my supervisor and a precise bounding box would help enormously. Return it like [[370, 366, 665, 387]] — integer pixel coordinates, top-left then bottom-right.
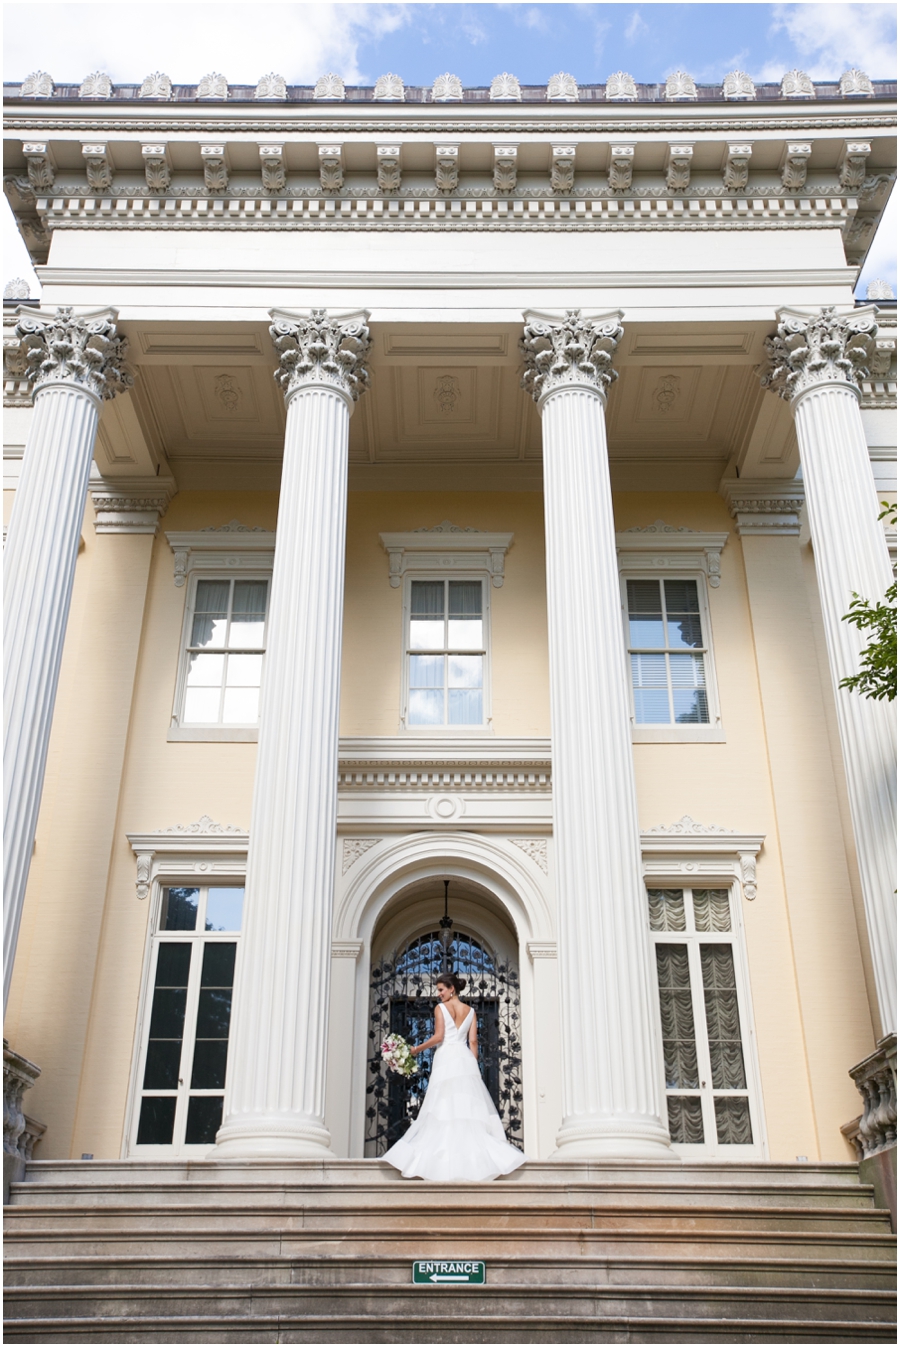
[[382, 971, 527, 1182]]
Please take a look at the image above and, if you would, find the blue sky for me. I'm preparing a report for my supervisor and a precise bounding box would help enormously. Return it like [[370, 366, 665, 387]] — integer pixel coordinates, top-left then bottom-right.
[[3, 2, 897, 293]]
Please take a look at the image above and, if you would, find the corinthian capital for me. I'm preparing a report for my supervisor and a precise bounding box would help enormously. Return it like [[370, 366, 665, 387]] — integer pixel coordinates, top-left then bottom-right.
[[269, 308, 371, 404], [521, 309, 624, 405], [14, 306, 133, 403], [761, 305, 879, 403]]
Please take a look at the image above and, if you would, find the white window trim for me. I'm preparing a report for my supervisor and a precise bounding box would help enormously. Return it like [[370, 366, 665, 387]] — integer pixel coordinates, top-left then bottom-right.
[[617, 527, 728, 743], [166, 529, 275, 743], [124, 824, 248, 1159], [397, 570, 495, 735], [641, 819, 766, 1160], [379, 525, 514, 590]]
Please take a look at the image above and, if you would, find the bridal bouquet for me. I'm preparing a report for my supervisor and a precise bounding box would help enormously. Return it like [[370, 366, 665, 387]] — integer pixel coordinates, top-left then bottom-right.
[[381, 1033, 418, 1077]]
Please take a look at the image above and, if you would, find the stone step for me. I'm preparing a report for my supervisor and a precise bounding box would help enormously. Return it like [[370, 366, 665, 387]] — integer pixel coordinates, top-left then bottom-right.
[[5, 1252, 896, 1291], [4, 1282, 897, 1324], [4, 1308, 897, 1343], [4, 1200, 891, 1236]]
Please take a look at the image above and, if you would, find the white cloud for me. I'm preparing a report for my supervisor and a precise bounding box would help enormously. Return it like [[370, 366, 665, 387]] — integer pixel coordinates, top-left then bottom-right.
[[3, 2, 412, 86], [624, 10, 649, 44], [766, 3, 897, 81]]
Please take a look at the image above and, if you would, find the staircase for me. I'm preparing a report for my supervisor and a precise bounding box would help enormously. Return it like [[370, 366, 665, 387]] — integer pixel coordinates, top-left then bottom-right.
[[4, 1159, 896, 1343]]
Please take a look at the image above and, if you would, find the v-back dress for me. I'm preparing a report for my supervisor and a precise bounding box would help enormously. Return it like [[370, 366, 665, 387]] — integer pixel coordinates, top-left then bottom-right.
[[382, 1002, 527, 1182]]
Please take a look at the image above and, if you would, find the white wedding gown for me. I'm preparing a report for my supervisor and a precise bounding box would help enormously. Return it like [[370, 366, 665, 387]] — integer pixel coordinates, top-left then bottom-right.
[[382, 1002, 527, 1182]]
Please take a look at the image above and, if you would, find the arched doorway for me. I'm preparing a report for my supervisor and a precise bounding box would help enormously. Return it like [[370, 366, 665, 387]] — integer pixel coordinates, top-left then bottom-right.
[[365, 921, 523, 1157]]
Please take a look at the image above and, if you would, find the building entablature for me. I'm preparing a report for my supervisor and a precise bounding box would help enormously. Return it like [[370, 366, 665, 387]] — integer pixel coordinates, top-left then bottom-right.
[[4, 88, 895, 267]]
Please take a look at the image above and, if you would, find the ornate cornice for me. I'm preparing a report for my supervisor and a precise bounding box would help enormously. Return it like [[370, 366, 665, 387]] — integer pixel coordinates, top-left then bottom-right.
[[91, 483, 173, 535], [521, 308, 624, 405], [269, 307, 371, 405], [761, 305, 879, 404], [13, 305, 132, 404], [719, 481, 805, 537]]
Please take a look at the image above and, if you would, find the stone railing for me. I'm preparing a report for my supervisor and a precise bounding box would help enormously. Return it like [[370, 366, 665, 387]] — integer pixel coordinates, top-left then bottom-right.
[[842, 1033, 897, 1160], [3, 1039, 42, 1199]]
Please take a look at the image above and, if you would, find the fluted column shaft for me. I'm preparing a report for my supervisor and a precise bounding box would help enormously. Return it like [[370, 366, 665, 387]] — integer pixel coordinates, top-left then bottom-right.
[[4, 306, 131, 1014], [216, 308, 369, 1158], [524, 310, 672, 1159], [4, 385, 99, 1011], [793, 384, 896, 1034], [763, 305, 896, 1036]]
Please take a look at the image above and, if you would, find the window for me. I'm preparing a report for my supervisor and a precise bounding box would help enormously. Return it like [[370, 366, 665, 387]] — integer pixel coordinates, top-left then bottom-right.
[[626, 578, 710, 725], [404, 578, 487, 728], [133, 884, 243, 1152], [648, 885, 760, 1154], [173, 577, 269, 733]]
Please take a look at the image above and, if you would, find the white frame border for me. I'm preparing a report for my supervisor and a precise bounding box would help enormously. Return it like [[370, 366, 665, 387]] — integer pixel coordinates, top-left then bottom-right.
[[398, 569, 495, 736]]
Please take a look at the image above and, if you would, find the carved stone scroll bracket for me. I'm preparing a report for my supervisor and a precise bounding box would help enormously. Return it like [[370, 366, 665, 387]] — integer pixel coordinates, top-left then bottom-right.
[[259, 144, 286, 193], [550, 145, 576, 195], [781, 143, 812, 191], [22, 142, 55, 192], [81, 142, 113, 192], [493, 144, 517, 194], [14, 306, 133, 404], [3, 1040, 42, 1199], [839, 141, 871, 192], [435, 144, 459, 193], [608, 145, 634, 193], [134, 850, 153, 900], [665, 144, 693, 192], [141, 144, 171, 193], [521, 308, 625, 405], [376, 146, 401, 195], [200, 144, 229, 193], [641, 819, 764, 901], [761, 305, 879, 403], [723, 143, 753, 191], [617, 524, 729, 588], [269, 307, 371, 404], [318, 144, 344, 192], [380, 526, 514, 588]]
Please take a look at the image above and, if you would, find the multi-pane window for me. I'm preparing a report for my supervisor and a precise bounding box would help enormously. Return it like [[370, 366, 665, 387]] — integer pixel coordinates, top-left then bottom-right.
[[406, 579, 486, 727], [134, 884, 243, 1151], [648, 886, 757, 1152], [180, 578, 269, 726], [626, 579, 710, 725]]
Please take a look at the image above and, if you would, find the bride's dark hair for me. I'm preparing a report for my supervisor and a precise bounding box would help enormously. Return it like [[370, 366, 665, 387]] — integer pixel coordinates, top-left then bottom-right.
[[436, 971, 467, 994]]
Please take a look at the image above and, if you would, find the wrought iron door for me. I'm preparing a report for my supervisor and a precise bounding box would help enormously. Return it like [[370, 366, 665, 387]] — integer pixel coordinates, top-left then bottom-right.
[[365, 930, 523, 1156]]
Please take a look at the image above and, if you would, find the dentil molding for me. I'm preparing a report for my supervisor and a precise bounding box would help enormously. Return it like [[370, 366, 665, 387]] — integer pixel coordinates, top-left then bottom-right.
[[718, 482, 805, 537]]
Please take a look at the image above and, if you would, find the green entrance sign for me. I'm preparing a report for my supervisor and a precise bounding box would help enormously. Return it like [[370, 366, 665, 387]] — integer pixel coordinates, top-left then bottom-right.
[[412, 1260, 486, 1285]]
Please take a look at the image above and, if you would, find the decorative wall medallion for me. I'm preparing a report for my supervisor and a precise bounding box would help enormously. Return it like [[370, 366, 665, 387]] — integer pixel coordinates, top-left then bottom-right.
[[490, 73, 521, 101], [255, 73, 286, 100], [198, 72, 228, 100], [427, 795, 465, 821], [140, 72, 172, 100], [433, 375, 461, 414], [432, 73, 463, 102], [510, 838, 549, 873], [342, 837, 379, 874], [653, 374, 681, 414], [214, 373, 243, 414], [21, 72, 53, 98], [315, 73, 345, 101]]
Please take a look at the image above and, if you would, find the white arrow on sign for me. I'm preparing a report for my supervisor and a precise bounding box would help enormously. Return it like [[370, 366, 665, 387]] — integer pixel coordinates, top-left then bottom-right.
[[430, 1274, 470, 1282]]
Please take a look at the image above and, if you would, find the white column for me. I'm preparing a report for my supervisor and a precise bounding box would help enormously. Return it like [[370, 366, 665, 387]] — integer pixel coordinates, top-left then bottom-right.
[[762, 305, 896, 1035], [215, 308, 370, 1158], [522, 310, 673, 1160], [3, 308, 132, 1012]]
